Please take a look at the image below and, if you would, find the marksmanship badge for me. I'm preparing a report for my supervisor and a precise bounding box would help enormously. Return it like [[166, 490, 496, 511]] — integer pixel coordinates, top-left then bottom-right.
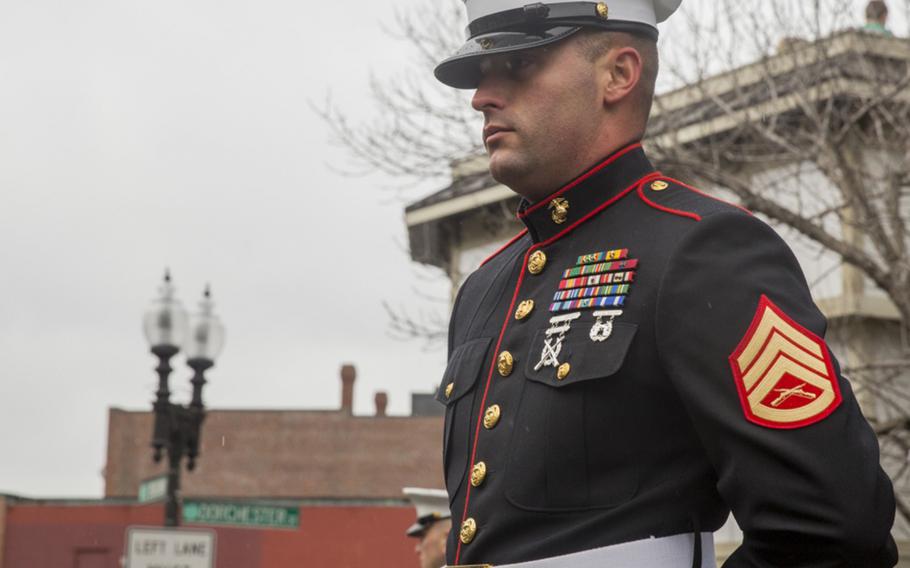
[[728, 295, 842, 429], [589, 309, 623, 342], [534, 312, 581, 371]]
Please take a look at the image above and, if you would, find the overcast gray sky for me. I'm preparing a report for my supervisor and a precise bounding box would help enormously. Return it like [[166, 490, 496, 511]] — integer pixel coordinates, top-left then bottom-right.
[[0, 0, 457, 498], [1, 0, 905, 498]]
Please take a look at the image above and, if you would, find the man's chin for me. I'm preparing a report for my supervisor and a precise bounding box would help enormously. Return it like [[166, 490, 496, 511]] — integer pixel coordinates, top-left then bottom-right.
[[488, 152, 527, 187], [488, 152, 555, 201]]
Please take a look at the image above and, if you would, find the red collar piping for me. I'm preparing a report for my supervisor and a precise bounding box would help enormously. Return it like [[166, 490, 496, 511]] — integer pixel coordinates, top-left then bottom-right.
[[517, 142, 643, 219]]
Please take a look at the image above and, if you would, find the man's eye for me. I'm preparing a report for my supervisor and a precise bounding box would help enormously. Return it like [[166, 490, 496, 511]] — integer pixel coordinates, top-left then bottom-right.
[[505, 56, 533, 72]]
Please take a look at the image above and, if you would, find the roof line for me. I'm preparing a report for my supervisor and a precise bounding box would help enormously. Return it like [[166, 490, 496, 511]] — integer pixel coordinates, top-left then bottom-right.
[[651, 29, 907, 119], [405, 184, 513, 227], [651, 77, 910, 148]]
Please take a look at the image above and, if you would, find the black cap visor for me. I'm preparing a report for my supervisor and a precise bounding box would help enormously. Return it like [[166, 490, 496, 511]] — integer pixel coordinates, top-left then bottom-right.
[[434, 25, 581, 89], [405, 513, 450, 537], [405, 520, 428, 537]]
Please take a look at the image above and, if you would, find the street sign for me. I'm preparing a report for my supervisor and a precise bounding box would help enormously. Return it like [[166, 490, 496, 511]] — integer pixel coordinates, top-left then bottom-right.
[[182, 500, 300, 529], [137, 475, 167, 503], [125, 527, 215, 568]]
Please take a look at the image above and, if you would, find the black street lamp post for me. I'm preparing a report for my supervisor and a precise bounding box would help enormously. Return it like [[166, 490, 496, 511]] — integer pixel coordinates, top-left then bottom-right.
[[144, 271, 225, 527]]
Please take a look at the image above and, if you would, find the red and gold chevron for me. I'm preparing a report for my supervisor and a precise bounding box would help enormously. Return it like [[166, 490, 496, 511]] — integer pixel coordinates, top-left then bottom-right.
[[728, 295, 842, 429]]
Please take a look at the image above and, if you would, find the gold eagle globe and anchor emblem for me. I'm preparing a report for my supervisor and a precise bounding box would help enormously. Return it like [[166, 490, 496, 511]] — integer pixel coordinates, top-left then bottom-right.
[[549, 197, 570, 224]]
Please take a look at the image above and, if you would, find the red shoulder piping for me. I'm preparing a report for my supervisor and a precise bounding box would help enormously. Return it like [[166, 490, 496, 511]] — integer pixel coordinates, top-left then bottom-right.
[[665, 177, 754, 216], [636, 176, 754, 220], [636, 177, 702, 221]]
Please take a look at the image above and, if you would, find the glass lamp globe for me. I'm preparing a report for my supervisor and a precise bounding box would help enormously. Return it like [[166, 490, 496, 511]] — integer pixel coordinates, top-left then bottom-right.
[[185, 285, 225, 361], [142, 271, 189, 350]]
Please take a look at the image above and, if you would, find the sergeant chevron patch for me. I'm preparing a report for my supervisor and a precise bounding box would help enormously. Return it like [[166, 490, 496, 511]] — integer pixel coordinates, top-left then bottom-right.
[[729, 295, 842, 429]]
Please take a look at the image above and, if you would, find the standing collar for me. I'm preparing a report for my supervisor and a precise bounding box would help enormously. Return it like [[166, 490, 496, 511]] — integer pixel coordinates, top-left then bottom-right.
[[517, 143, 655, 243]]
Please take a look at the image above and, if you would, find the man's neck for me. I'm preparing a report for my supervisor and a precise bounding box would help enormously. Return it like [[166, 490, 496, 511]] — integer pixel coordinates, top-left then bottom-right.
[[517, 137, 642, 204]]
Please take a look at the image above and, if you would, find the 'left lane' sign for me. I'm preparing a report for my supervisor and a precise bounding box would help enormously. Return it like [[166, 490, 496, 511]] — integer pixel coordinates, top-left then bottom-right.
[[124, 526, 215, 568]]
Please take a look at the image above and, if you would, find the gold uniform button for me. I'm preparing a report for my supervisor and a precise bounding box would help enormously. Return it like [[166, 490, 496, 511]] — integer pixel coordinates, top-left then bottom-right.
[[596, 2, 609, 19], [497, 351, 514, 377], [471, 462, 487, 487], [460, 518, 477, 544], [483, 404, 501, 429], [548, 197, 569, 224], [557, 362, 571, 381], [445, 382, 455, 398], [515, 299, 535, 320], [651, 180, 669, 191], [528, 250, 547, 274]]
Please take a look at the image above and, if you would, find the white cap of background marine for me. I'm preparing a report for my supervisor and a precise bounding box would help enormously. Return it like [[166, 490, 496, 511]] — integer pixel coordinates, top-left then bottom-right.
[[435, 0, 684, 88], [403, 487, 451, 537]]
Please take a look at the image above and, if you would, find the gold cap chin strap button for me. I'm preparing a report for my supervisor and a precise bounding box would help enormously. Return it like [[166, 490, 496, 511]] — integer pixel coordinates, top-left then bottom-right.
[[650, 180, 669, 191], [557, 362, 571, 381], [460, 518, 477, 544]]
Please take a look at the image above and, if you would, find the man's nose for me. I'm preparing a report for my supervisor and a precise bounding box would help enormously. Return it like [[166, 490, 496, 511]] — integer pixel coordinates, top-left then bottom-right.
[[471, 74, 506, 112]]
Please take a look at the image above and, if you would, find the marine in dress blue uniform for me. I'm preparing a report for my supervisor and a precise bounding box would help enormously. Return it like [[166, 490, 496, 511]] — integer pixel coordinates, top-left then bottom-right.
[[432, 1, 898, 567]]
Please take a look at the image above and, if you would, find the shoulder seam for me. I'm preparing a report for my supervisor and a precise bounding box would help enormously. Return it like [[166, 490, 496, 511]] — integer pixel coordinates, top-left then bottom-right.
[[636, 177, 702, 222], [664, 177, 753, 216]]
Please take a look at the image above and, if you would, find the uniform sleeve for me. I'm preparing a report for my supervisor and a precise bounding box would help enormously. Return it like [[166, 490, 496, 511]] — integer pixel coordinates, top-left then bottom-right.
[[655, 211, 897, 567]]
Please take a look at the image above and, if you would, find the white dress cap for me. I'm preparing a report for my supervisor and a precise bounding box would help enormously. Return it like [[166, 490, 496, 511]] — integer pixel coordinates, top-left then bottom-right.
[[435, 0, 684, 88], [465, 0, 682, 29], [403, 487, 451, 536]]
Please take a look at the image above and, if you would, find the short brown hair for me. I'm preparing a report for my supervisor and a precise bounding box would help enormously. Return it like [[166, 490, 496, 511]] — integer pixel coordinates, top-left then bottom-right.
[[574, 30, 659, 124], [866, 1, 889, 20]]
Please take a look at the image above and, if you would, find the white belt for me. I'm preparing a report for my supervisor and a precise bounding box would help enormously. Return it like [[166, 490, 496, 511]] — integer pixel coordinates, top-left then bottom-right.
[[449, 532, 716, 568]]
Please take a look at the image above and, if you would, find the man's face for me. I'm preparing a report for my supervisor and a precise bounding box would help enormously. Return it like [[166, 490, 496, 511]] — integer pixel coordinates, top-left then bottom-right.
[[414, 519, 451, 568], [472, 37, 605, 201]]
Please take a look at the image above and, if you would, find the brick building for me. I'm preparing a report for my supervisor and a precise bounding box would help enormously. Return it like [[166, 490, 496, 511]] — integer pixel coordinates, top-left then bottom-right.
[[105, 365, 444, 500], [0, 365, 446, 567], [0, 496, 417, 567]]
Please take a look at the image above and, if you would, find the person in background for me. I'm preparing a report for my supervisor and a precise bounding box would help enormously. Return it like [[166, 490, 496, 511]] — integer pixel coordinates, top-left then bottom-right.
[[404, 487, 452, 568], [864, 0, 894, 36]]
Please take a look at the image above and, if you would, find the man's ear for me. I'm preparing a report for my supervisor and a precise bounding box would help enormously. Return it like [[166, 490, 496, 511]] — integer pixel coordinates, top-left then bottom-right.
[[599, 46, 643, 106]]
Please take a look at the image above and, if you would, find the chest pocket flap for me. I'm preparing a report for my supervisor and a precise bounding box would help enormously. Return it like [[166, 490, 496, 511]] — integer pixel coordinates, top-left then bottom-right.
[[436, 336, 494, 405], [524, 322, 637, 387]]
